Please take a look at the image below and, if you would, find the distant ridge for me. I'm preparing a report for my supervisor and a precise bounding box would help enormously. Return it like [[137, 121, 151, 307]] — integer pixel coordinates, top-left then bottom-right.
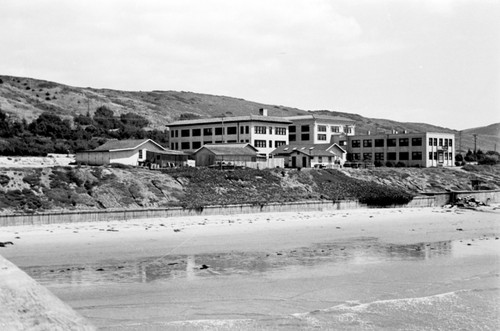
[[0, 74, 498, 152]]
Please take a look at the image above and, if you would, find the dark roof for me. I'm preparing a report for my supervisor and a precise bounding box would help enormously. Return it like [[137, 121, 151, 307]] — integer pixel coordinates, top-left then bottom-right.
[[92, 139, 166, 152], [285, 114, 355, 123], [166, 115, 292, 127], [194, 143, 258, 156], [272, 143, 346, 157]]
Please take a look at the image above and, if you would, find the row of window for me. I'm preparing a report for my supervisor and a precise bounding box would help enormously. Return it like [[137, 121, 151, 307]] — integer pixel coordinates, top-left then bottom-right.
[[350, 151, 453, 161], [289, 125, 353, 134], [171, 126, 288, 138], [352, 137, 426, 148], [171, 140, 287, 150], [429, 138, 453, 147]]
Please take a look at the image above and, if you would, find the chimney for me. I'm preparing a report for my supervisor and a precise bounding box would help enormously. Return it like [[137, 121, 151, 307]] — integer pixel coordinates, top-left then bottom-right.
[[259, 108, 268, 116]]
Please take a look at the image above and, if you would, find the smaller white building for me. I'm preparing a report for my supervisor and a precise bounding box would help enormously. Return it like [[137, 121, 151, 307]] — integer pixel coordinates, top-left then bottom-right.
[[76, 139, 168, 166]]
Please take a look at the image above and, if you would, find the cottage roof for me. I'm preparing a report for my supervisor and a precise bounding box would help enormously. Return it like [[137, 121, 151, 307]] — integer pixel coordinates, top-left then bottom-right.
[[272, 143, 346, 157], [193, 143, 259, 156], [166, 115, 292, 127], [92, 139, 166, 152]]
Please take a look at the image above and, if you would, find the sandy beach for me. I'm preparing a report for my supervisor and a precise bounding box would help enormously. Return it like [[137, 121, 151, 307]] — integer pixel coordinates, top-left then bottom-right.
[[1, 206, 499, 330]]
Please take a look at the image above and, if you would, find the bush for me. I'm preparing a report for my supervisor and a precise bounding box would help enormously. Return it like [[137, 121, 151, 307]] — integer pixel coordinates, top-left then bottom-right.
[[385, 161, 395, 167], [374, 160, 383, 167], [395, 162, 406, 168]]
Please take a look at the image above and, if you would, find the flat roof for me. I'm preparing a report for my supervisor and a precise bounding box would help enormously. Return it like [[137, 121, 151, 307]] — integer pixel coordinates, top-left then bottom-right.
[[166, 115, 292, 127]]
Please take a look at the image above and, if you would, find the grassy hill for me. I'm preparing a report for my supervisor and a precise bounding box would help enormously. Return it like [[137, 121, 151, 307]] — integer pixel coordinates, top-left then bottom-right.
[[1, 74, 498, 152]]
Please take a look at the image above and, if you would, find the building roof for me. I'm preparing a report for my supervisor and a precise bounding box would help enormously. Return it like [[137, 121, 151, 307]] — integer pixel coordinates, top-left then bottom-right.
[[272, 143, 346, 157], [91, 139, 166, 152], [285, 114, 355, 124], [193, 143, 259, 156], [166, 115, 292, 127]]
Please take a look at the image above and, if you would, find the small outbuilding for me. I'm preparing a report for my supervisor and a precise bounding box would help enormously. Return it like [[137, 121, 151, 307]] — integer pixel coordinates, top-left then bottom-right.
[[193, 143, 283, 169], [272, 143, 346, 168], [76, 139, 182, 166]]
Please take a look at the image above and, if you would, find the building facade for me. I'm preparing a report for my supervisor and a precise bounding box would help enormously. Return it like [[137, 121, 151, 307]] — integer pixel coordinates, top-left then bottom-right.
[[285, 114, 356, 144], [340, 132, 455, 167], [166, 109, 291, 156]]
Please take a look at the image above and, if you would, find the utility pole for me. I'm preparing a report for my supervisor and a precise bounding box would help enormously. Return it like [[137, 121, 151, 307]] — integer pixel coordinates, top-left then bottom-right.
[[473, 134, 478, 155]]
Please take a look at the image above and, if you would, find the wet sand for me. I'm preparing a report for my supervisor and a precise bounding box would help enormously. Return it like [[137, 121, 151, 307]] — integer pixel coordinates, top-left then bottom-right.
[[1, 206, 499, 329]]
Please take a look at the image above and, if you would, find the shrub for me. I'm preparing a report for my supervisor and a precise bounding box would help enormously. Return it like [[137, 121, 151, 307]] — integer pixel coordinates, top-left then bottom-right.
[[385, 161, 395, 167], [374, 160, 383, 167], [395, 162, 406, 168]]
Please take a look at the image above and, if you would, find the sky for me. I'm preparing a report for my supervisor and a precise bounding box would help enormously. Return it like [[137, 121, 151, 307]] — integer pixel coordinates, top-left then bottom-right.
[[1, 0, 498, 130]]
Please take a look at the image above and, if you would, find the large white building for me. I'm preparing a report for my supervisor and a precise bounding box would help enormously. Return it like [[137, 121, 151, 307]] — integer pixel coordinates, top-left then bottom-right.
[[166, 109, 291, 156], [338, 131, 455, 167], [284, 114, 356, 144]]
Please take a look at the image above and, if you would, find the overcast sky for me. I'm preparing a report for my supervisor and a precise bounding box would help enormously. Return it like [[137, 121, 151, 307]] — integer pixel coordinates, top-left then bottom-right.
[[1, 0, 498, 130]]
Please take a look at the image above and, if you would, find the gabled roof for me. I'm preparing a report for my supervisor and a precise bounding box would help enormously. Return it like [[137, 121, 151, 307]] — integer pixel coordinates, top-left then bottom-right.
[[92, 139, 166, 152], [272, 143, 346, 157], [193, 143, 258, 156], [166, 115, 292, 127]]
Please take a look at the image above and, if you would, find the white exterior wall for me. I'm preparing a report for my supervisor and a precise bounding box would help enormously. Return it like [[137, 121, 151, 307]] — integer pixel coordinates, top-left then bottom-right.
[[169, 120, 289, 156], [288, 118, 355, 144]]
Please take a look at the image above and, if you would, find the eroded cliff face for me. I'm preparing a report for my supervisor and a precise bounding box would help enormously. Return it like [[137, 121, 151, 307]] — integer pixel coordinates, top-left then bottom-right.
[[0, 165, 498, 214]]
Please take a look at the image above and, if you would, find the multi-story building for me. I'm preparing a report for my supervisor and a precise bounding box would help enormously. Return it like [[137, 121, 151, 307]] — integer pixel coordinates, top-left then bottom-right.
[[166, 109, 291, 156], [285, 114, 356, 144], [338, 131, 455, 167]]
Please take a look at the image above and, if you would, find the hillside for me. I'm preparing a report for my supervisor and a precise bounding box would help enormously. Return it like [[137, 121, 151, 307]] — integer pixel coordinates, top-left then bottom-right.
[[1, 74, 498, 152], [1, 165, 499, 215]]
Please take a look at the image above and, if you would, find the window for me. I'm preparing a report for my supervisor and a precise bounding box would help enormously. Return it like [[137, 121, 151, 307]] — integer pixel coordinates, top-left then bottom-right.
[[181, 142, 190, 149], [399, 138, 409, 146], [269, 140, 273, 148], [175, 142, 178, 150], [399, 152, 409, 160], [439, 138, 443, 146], [412, 152, 422, 160], [138, 150, 143, 159], [289, 126, 296, 133], [331, 126, 340, 133], [346, 126, 353, 134], [429, 152, 432, 160], [171, 143, 175, 149], [429, 138, 433, 146], [203, 128, 213, 136], [254, 140, 266, 148], [254, 126, 267, 134], [375, 139, 384, 147], [275, 141, 286, 148], [339, 140, 346, 146], [289, 134, 296, 142], [352, 140, 360, 148], [443, 139, 448, 146], [363, 139, 372, 147], [318, 125, 327, 132], [175, 130, 179, 137], [301, 133, 310, 140], [192, 128, 201, 136], [301, 125, 310, 132], [387, 152, 397, 160], [192, 141, 201, 149], [269, 127, 273, 134], [203, 141, 212, 145], [245, 126, 249, 134], [351, 153, 360, 161], [227, 126, 237, 135], [170, 130, 175, 137], [275, 127, 287, 135], [449, 152, 453, 160], [318, 134, 327, 141], [449, 139, 453, 147], [433, 138, 437, 146], [215, 127, 224, 135], [375, 153, 384, 161], [328, 156, 332, 162], [363, 153, 372, 161], [240, 126, 244, 134], [411, 138, 422, 146], [181, 129, 190, 137], [318, 156, 323, 163], [387, 139, 397, 147]]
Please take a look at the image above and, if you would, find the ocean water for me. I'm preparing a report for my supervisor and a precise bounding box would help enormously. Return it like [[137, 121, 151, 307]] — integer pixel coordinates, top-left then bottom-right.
[[22, 236, 500, 330]]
